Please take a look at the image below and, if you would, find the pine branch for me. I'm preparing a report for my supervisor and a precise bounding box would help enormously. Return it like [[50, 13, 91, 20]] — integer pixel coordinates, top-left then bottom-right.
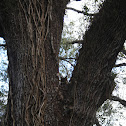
[[110, 96, 126, 107], [66, 7, 96, 16]]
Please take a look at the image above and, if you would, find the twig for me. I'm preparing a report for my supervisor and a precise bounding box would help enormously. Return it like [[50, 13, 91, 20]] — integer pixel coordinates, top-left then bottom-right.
[[66, 7, 96, 16]]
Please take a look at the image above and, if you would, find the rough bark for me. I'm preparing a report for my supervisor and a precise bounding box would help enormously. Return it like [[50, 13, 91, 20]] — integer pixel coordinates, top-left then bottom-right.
[[0, 0, 126, 126], [0, 0, 69, 125]]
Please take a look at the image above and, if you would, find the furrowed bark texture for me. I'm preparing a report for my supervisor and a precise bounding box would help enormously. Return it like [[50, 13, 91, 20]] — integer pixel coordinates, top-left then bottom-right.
[[1, 0, 126, 126], [0, 0, 69, 125], [69, 0, 126, 125]]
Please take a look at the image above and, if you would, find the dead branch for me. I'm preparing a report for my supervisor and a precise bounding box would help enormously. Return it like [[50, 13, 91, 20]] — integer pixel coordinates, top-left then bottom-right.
[[66, 7, 96, 16]]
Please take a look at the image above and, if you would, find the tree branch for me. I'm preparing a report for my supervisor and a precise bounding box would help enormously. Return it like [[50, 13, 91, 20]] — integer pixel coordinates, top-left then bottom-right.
[[110, 96, 126, 107], [114, 63, 126, 67], [66, 7, 95, 16], [0, 44, 7, 47], [69, 0, 126, 125], [67, 40, 84, 44], [59, 57, 76, 60]]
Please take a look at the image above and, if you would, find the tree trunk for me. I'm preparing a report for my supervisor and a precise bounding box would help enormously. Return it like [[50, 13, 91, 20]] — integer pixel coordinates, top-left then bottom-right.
[[69, 0, 126, 125], [0, 0, 69, 125], [0, 0, 126, 126]]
